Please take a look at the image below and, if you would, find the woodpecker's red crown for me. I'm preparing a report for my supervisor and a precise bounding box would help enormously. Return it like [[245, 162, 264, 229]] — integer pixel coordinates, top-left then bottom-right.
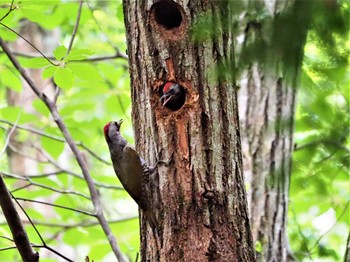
[[163, 82, 174, 93], [103, 122, 111, 139]]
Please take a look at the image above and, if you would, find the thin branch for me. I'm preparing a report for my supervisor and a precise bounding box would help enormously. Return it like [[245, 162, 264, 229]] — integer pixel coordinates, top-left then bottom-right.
[[71, 52, 128, 61], [0, 36, 127, 262], [0, 50, 128, 61], [295, 139, 350, 153], [0, 216, 138, 228], [0, 119, 111, 165], [0, 235, 15, 242], [31, 244, 74, 262], [290, 201, 313, 260], [10, 178, 91, 200], [65, 0, 83, 57], [12, 193, 75, 262], [0, 108, 21, 158], [0, 175, 39, 261], [309, 201, 350, 252], [10, 183, 31, 193], [7, 142, 49, 163], [0, 246, 17, 252], [0, 23, 58, 66], [0, 0, 15, 22], [27, 216, 138, 228], [86, 0, 128, 60], [14, 197, 95, 217], [2, 170, 124, 191], [11, 192, 46, 244]]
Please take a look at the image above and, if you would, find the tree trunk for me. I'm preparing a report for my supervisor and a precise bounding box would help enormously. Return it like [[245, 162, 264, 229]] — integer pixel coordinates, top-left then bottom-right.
[[237, 1, 311, 261], [123, 1, 255, 261]]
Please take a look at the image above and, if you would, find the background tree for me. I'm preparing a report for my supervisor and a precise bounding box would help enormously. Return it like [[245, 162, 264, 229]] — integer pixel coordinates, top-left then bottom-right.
[[0, 0, 348, 261]]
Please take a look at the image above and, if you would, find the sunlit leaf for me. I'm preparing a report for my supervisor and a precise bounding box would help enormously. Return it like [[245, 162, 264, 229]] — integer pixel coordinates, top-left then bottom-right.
[[54, 66, 74, 89]]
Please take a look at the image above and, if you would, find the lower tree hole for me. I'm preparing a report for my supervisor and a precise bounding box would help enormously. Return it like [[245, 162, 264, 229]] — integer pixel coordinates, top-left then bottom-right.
[[159, 82, 186, 111], [152, 0, 182, 29]]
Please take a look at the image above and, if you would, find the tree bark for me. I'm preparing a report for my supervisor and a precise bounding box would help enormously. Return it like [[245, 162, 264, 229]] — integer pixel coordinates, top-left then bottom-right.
[[237, 1, 311, 261], [123, 1, 255, 261]]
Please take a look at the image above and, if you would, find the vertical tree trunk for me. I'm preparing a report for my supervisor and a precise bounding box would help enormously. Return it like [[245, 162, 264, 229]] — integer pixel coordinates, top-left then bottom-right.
[[123, 1, 255, 261], [237, 1, 311, 261]]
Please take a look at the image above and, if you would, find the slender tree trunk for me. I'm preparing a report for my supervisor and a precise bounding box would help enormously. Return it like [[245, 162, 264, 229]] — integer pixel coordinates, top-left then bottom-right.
[[237, 1, 311, 261], [123, 1, 255, 261], [345, 232, 350, 262]]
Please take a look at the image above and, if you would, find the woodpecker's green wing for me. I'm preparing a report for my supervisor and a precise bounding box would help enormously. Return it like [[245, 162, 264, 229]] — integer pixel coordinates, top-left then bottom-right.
[[120, 144, 144, 205]]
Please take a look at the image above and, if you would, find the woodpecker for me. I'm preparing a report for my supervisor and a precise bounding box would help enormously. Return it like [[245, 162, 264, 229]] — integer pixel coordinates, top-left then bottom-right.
[[160, 82, 185, 110], [104, 120, 155, 209]]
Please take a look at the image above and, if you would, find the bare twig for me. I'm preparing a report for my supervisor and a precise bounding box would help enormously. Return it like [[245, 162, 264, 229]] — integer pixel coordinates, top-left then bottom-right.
[[86, 0, 128, 60], [2, 170, 124, 191], [0, 108, 21, 158], [0, 23, 58, 66], [0, 235, 15, 242], [15, 197, 95, 217], [309, 201, 350, 252], [12, 193, 74, 262], [0, 246, 17, 252], [29, 216, 137, 228], [0, 119, 111, 165], [0, 216, 138, 228], [0, 50, 128, 61], [7, 142, 49, 163], [31, 244, 74, 262], [295, 139, 350, 153], [290, 201, 313, 260], [0, 0, 15, 22], [0, 37, 127, 262], [3, 172, 91, 199], [0, 175, 39, 261], [65, 0, 83, 57]]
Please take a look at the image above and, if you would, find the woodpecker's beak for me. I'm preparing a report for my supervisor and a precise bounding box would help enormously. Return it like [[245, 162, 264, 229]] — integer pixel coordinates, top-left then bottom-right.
[[117, 119, 124, 126], [114, 119, 123, 131], [160, 90, 174, 107]]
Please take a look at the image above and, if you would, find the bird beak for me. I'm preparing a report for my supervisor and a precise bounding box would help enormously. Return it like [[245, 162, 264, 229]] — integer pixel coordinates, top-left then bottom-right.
[[160, 94, 172, 106], [114, 119, 123, 130]]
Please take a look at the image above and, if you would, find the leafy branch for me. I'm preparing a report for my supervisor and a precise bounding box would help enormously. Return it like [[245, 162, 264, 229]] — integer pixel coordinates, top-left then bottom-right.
[[0, 37, 127, 262]]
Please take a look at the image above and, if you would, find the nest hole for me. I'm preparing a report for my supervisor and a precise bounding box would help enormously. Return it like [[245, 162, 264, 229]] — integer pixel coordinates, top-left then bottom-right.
[[152, 0, 183, 29], [159, 82, 186, 111]]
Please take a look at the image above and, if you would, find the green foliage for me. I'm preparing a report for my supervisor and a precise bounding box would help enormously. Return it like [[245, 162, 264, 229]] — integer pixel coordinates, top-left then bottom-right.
[[290, 2, 349, 261], [0, 0, 136, 261], [0, 0, 348, 261]]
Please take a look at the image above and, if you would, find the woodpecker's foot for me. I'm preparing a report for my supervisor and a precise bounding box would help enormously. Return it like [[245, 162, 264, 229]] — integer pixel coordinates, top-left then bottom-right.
[[148, 153, 173, 174]]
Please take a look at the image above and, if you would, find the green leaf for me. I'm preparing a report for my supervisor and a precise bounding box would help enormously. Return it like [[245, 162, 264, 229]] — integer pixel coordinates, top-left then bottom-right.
[[54, 67, 74, 89], [0, 106, 21, 122], [41, 135, 64, 159], [21, 57, 51, 68], [32, 99, 50, 117], [64, 49, 94, 61], [116, 3, 124, 21], [0, 68, 22, 92], [53, 45, 67, 61], [42, 65, 57, 79], [67, 63, 104, 82]]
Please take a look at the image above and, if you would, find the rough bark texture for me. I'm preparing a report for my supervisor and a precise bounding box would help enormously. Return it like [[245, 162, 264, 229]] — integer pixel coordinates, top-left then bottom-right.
[[237, 1, 309, 261], [239, 66, 294, 262], [123, 1, 255, 261]]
